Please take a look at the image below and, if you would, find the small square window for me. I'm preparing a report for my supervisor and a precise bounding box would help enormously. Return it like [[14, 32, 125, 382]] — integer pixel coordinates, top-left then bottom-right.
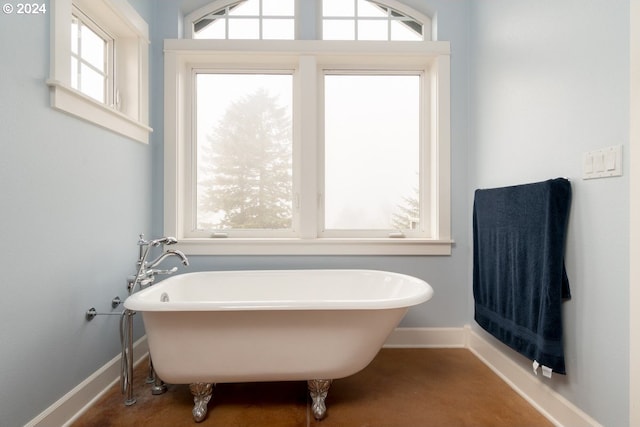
[[48, 0, 151, 143], [70, 11, 111, 104]]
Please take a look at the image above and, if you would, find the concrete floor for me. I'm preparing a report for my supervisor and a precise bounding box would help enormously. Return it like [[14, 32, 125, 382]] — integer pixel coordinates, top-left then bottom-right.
[[71, 348, 553, 427]]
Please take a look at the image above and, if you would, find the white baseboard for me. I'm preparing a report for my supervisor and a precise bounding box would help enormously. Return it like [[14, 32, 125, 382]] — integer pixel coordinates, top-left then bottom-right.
[[466, 326, 602, 427], [384, 326, 467, 348], [25, 337, 149, 427], [26, 326, 600, 427]]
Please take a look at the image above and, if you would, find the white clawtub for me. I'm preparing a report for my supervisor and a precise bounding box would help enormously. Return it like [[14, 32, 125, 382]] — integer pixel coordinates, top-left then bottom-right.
[[124, 269, 433, 422]]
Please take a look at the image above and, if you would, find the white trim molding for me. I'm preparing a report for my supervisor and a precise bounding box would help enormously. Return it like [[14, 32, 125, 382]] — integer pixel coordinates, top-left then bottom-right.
[[384, 327, 466, 348], [466, 327, 603, 427], [24, 338, 149, 427], [629, 1, 640, 424], [46, 80, 153, 143]]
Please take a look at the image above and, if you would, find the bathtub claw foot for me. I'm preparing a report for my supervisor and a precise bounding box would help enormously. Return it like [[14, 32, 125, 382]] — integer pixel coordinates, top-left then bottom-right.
[[148, 359, 167, 395], [190, 382, 214, 423], [151, 380, 167, 395], [308, 379, 332, 420]]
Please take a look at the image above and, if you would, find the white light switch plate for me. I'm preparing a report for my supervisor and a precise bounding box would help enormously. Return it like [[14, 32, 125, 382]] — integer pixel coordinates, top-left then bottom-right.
[[582, 145, 622, 179]]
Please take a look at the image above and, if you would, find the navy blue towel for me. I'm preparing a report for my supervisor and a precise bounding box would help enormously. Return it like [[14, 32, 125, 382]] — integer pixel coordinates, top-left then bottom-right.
[[473, 178, 571, 374]]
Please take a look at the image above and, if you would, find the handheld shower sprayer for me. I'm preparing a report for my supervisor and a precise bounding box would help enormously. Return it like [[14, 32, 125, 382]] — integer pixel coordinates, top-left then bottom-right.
[[150, 236, 178, 247]]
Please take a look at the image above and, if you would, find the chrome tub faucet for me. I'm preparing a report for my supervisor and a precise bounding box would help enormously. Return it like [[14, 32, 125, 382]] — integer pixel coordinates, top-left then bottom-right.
[[127, 234, 189, 295], [122, 235, 189, 406]]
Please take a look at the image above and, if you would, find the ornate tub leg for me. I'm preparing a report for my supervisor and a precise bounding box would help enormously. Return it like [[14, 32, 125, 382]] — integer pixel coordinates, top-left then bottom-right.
[[308, 379, 332, 420], [189, 382, 214, 423], [151, 375, 167, 395]]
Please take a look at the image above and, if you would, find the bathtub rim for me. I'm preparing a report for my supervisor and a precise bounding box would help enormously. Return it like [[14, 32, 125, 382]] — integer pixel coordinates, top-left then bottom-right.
[[124, 269, 433, 312]]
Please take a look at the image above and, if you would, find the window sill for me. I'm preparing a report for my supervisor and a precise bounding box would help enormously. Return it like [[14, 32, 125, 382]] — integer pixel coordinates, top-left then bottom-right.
[[173, 238, 454, 256], [47, 80, 152, 144]]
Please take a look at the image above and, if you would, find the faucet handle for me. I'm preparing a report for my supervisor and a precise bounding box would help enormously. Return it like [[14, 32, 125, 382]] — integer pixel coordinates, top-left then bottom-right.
[[149, 267, 178, 276]]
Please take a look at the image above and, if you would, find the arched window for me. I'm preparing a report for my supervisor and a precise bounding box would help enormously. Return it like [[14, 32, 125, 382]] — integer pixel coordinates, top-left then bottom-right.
[[184, 0, 432, 40], [322, 0, 429, 41], [186, 0, 295, 40]]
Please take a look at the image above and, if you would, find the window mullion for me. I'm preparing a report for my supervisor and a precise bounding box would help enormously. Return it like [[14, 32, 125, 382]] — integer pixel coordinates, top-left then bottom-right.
[[298, 55, 319, 238]]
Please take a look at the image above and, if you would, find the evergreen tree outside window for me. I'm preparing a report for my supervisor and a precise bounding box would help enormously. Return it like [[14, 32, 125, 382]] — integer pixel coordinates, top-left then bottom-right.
[[196, 73, 293, 232]]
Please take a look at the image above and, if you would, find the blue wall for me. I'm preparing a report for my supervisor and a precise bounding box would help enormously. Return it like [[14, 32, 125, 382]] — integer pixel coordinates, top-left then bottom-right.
[[468, 1, 630, 425], [0, 1, 154, 425]]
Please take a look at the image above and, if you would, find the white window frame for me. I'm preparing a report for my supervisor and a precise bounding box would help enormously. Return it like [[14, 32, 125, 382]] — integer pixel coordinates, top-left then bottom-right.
[[48, 0, 151, 143], [164, 39, 451, 255], [71, 8, 114, 104]]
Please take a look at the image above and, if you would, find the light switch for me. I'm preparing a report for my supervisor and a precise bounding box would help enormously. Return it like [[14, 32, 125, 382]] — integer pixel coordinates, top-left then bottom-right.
[[582, 145, 623, 179], [605, 150, 617, 171], [594, 153, 605, 172]]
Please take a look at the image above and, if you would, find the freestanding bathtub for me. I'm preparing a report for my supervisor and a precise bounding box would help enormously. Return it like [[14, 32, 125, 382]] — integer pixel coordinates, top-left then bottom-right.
[[124, 269, 433, 422]]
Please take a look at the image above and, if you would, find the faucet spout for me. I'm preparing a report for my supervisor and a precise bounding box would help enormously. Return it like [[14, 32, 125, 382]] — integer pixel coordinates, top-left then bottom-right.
[[172, 249, 190, 266], [147, 249, 189, 269]]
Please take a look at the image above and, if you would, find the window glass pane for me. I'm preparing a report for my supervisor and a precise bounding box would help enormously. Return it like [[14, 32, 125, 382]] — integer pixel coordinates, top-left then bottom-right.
[[323, 0, 354, 17], [357, 20, 388, 40], [358, 0, 387, 18], [229, 0, 258, 16], [323, 19, 355, 40], [324, 74, 420, 230], [390, 20, 422, 41], [263, 18, 294, 39], [80, 64, 105, 103], [263, 0, 294, 16], [70, 57, 78, 89], [71, 18, 79, 54], [194, 18, 226, 39], [228, 18, 260, 39], [80, 23, 106, 72], [196, 73, 293, 231]]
